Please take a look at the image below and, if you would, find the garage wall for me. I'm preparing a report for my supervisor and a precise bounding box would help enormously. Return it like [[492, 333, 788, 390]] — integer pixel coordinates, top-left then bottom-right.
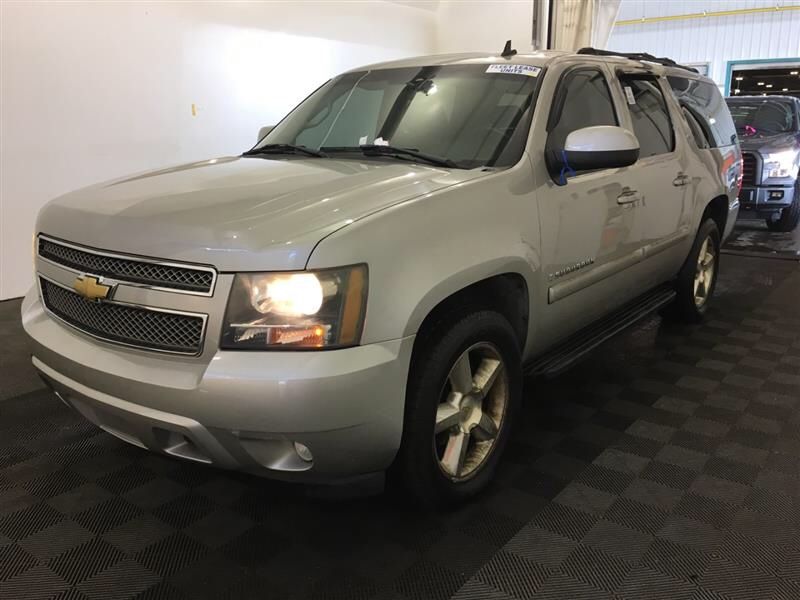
[[0, 1, 436, 300], [436, 1, 534, 54], [608, 0, 800, 87]]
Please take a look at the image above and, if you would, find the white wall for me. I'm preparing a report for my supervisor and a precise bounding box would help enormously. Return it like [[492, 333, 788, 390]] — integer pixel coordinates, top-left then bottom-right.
[[0, 1, 436, 299], [608, 0, 800, 88], [436, 0, 534, 54]]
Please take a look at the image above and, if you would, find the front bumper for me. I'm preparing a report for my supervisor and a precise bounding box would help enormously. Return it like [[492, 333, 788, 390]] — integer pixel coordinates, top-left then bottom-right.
[[22, 287, 414, 483], [738, 184, 795, 213]]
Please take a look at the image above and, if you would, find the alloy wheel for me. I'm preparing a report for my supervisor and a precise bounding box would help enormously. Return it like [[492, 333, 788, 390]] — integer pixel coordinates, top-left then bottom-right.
[[694, 235, 716, 308], [433, 342, 508, 481]]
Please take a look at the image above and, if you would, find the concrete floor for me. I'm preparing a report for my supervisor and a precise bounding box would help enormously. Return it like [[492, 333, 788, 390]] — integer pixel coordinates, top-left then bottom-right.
[[1, 223, 799, 599], [724, 216, 800, 259]]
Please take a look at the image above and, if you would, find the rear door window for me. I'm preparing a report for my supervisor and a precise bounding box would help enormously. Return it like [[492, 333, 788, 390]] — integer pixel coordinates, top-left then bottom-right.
[[667, 76, 737, 147], [618, 76, 674, 157]]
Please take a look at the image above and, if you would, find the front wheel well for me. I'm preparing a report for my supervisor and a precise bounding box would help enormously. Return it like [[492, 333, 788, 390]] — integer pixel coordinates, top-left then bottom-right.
[[414, 273, 529, 353], [702, 195, 729, 236]]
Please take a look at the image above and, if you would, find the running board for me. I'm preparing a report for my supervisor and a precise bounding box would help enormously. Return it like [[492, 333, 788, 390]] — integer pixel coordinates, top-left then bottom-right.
[[524, 284, 676, 378]]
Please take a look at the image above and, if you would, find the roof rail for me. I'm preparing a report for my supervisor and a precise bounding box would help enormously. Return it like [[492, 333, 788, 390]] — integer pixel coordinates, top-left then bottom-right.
[[576, 47, 699, 74]]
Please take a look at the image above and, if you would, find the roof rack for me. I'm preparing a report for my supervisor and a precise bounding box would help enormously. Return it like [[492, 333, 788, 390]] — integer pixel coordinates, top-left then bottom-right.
[[576, 47, 698, 74]]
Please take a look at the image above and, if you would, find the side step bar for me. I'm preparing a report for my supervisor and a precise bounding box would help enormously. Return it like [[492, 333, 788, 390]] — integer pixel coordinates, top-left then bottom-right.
[[524, 284, 676, 378]]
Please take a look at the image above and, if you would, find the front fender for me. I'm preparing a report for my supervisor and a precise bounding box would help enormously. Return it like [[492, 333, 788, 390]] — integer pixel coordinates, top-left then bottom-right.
[[402, 257, 535, 338], [306, 166, 542, 355]]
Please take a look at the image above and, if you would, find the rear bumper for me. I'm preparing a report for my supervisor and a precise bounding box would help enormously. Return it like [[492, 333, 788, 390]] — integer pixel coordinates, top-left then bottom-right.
[[738, 184, 795, 213], [22, 287, 414, 483]]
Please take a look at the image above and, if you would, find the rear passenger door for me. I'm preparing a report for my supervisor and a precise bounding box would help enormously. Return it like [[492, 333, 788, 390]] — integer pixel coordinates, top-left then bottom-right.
[[614, 73, 691, 284]]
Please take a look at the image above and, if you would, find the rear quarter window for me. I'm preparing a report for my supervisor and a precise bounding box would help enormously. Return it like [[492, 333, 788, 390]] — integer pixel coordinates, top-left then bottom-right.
[[682, 107, 711, 149], [667, 76, 737, 147]]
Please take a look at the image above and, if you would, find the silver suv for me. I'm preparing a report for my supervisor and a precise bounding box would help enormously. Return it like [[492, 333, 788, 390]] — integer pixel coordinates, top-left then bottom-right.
[[22, 47, 741, 506]]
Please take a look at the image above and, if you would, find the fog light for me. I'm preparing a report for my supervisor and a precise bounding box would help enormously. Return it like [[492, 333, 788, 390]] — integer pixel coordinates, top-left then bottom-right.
[[294, 441, 313, 462], [769, 190, 784, 200]]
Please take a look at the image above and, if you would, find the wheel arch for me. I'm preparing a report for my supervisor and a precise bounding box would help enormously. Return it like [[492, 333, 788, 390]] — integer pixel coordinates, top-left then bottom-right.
[[701, 194, 729, 236], [407, 269, 531, 355]]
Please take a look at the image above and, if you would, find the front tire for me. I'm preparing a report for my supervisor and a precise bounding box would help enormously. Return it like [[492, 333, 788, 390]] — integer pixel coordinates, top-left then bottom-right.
[[389, 309, 522, 509], [671, 218, 720, 323], [765, 184, 800, 232]]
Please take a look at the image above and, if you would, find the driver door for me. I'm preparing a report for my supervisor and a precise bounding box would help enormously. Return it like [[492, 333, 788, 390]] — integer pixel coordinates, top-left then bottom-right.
[[535, 62, 645, 344]]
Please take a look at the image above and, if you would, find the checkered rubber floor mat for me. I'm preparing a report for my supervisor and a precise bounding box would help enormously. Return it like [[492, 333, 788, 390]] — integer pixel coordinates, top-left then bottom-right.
[[1, 254, 799, 600]]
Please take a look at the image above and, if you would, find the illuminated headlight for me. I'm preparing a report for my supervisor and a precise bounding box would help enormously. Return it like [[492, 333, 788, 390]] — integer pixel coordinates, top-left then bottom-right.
[[221, 265, 367, 349], [762, 148, 799, 179]]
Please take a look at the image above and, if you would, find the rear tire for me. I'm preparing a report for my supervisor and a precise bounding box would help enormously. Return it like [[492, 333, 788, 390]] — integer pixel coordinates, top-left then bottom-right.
[[389, 308, 522, 509], [671, 218, 720, 323], [765, 185, 800, 232]]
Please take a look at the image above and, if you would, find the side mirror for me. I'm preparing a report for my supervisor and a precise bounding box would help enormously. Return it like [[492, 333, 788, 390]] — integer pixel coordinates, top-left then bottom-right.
[[257, 125, 274, 143], [562, 125, 639, 172]]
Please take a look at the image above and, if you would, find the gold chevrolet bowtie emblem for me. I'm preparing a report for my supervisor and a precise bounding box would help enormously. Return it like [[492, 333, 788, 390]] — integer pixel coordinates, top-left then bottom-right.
[[73, 275, 112, 301]]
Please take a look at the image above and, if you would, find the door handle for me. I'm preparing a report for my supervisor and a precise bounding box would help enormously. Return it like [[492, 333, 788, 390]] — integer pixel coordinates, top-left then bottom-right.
[[617, 187, 641, 205], [673, 172, 690, 187]]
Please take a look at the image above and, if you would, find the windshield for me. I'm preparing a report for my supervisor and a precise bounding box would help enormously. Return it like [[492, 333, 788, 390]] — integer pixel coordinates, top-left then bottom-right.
[[727, 100, 796, 137], [255, 64, 542, 169]]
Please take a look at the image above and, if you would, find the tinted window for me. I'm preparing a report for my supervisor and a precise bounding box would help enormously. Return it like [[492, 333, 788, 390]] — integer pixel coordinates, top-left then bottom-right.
[[668, 76, 737, 146], [726, 99, 797, 138], [620, 76, 674, 157], [261, 64, 541, 169], [548, 69, 618, 150], [682, 107, 710, 149]]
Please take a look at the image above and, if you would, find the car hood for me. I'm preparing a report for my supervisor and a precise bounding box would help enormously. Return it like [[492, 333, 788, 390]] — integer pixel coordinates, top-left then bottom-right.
[[739, 131, 800, 154], [38, 156, 486, 271]]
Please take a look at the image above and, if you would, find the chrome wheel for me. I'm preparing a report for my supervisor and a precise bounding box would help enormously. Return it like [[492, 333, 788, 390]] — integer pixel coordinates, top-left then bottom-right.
[[434, 342, 508, 481], [693, 235, 716, 308]]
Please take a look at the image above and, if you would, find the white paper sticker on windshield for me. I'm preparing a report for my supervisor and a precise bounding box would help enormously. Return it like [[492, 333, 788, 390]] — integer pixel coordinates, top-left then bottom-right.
[[624, 85, 636, 105], [486, 64, 541, 77]]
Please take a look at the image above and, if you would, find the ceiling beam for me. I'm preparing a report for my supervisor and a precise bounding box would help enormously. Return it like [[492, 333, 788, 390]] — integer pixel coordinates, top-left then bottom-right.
[[616, 4, 800, 27]]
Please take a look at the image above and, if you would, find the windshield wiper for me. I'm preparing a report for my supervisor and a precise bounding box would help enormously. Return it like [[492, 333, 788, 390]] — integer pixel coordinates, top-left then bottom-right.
[[322, 145, 459, 168], [242, 144, 328, 158]]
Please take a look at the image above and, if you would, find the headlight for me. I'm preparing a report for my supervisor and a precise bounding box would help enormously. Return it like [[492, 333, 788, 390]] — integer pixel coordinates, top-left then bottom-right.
[[762, 148, 799, 179], [221, 265, 367, 349]]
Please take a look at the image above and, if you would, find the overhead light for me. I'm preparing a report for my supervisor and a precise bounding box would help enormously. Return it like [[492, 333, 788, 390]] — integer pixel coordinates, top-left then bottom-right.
[[735, 76, 744, 81], [758, 82, 765, 86], [783, 88, 789, 92], [766, 84, 773, 88]]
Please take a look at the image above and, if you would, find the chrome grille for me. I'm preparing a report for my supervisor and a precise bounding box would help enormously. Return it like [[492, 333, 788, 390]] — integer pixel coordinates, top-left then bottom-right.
[[742, 153, 758, 186], [38, 236, 215, 294], [40, 278, 205, 355]]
